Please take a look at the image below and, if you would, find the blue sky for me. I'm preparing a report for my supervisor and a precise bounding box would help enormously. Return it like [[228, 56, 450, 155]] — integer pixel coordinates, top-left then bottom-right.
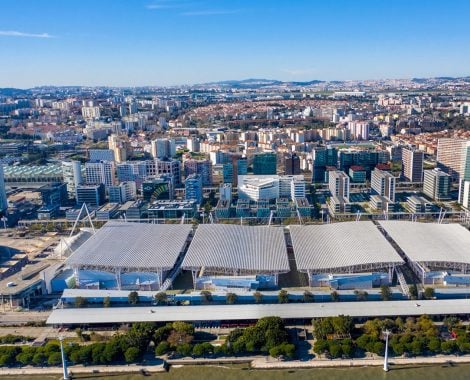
[[0, 0, 469, 87]]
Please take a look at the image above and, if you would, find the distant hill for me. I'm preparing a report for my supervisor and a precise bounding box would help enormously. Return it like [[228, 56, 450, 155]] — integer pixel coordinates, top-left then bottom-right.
[[0, 88, 31, 96]]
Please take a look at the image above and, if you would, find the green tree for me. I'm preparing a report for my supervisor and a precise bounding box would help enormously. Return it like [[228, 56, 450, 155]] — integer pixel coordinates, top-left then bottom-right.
[[313, 339, 329, 355], [74, 296, 87, 308], [423, 287, 435, 300], [32, 352, 47, 366], [103, 296, 111, 308], [329, 341, 343, 358], [200, 290, 213, 304], [176, 343, 192, 357], [409, 284, 418, 300], [155, 292, 168, 305], [128, 291, 139, 305], [192, 343, 205, 357], [253, 291, 263, 304], [278, 290, 289, 304], [380, 285, 392, 301], [124, 347, 140, 363], [303, 290, 314, 303], [226, 292, 238, 304], [47, 352, 62, 366], [330, 291, 339, 302], [155, 341, 170, 356]]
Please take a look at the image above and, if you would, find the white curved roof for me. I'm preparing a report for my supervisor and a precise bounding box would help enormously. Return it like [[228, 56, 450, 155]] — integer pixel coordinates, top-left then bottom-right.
[[290, 222, 403, 272], [182, 224, 289, 273], [66, 221, 192, 271], [379, 221, 470, 265]]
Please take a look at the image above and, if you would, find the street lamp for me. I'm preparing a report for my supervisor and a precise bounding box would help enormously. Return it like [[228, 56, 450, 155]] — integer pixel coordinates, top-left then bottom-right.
[[383, 329, 390, 372], [59, 336, 69, 380]]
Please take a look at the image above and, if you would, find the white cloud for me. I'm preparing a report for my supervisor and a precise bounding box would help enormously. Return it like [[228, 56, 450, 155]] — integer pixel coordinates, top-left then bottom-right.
[[0, 30, 55, 38]]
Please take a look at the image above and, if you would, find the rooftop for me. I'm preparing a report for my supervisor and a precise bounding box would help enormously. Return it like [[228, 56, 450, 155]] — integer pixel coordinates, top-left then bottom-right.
[[181, 224, 289, 273], [379, 221, 470, 266], [66, 221, 193, 271], [290, 222, 403, 272], [47, 299, 470, 325]]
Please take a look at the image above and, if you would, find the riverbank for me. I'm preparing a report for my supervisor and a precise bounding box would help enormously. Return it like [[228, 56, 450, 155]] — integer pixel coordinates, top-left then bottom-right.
[[1, 354, 470, 376]]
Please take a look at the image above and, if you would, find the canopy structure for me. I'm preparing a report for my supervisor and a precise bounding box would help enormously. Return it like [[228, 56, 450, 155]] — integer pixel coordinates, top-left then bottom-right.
[[378, 221, 470, 275], [66, 221, 193, 287], [181, 225, 289, 284], [290, 222, 403, 276]]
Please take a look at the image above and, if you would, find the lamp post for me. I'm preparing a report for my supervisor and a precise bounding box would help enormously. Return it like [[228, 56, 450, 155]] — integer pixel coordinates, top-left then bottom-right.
[[59, 336, 69, 380], [383, 329, 390, 372]]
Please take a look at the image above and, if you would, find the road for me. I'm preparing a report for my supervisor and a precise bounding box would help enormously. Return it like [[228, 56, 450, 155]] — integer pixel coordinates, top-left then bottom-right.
[[0, 311, 50, 325]]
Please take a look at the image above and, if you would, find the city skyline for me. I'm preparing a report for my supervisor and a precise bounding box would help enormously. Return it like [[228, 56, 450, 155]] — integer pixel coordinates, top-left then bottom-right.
[[0, 0, 469, 88]]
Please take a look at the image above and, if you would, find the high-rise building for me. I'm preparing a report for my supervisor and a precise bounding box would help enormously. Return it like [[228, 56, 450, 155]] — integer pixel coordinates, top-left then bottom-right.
[[0, 165, 8, 213], [284, 153, 301, 175], [253, 152, 277, 175], [290, 178, 306, 201], [423, 169, 451, 201], [436, 138, 470, 181], [116, 161, 147, 185], [184, 159, 212, 186], [371, 168, 396, 202], [61, 161, 83, 197], [151, 138, 176, 159], [85, 161, 116, 187], [185, 174, 203, 204], [328, 170, 350, 200], [401, 147, 424, 182]]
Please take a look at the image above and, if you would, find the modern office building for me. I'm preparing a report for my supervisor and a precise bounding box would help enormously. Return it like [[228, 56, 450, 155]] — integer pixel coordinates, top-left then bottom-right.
[[284, 153, 301, 175], [151, 138, 176, 159], [0, 165, 8, 213], [219, 183, 232, 203], [185, 174, 203, 204], [290, 178, 306, 201], [184, 159, 212, 186], [436, 138, 470, 181], [223, 156, 247, 186], [253, 152, 277, 175], [349, 165, 366, 183], [147, 199, 198, 219], [116, 161, 147, 185], [85, 161, 116, 187], [311, 146, 338, 182], [75, 184, 106, 207], [108, 182, 137, 204], [238, 175, 279, 202], [401, 147, 424, 182], [62, 161, 83, 197], [142, 176, 174, 201], [371, 168, 396, 202], [423, 169, 451, 201]]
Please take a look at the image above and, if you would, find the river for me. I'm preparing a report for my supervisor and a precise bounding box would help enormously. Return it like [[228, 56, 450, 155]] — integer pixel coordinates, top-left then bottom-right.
[[2, 363, 470, 380]]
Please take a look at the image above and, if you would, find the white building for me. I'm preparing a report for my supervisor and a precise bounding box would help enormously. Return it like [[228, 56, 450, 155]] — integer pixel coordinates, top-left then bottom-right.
[[371, 168, 396, 202], [151, 138, 176, 159], [238, 176, 279, 202], [81, 106, 101, 119], [85, 161, 116, 187], [459, 180, 470, 209], [62, 161, 83, 196], [219, 183, 232, 203]]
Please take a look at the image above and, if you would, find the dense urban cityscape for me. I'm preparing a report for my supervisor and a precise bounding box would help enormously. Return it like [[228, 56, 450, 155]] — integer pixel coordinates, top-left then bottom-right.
[[1, 1, 470, 379]]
